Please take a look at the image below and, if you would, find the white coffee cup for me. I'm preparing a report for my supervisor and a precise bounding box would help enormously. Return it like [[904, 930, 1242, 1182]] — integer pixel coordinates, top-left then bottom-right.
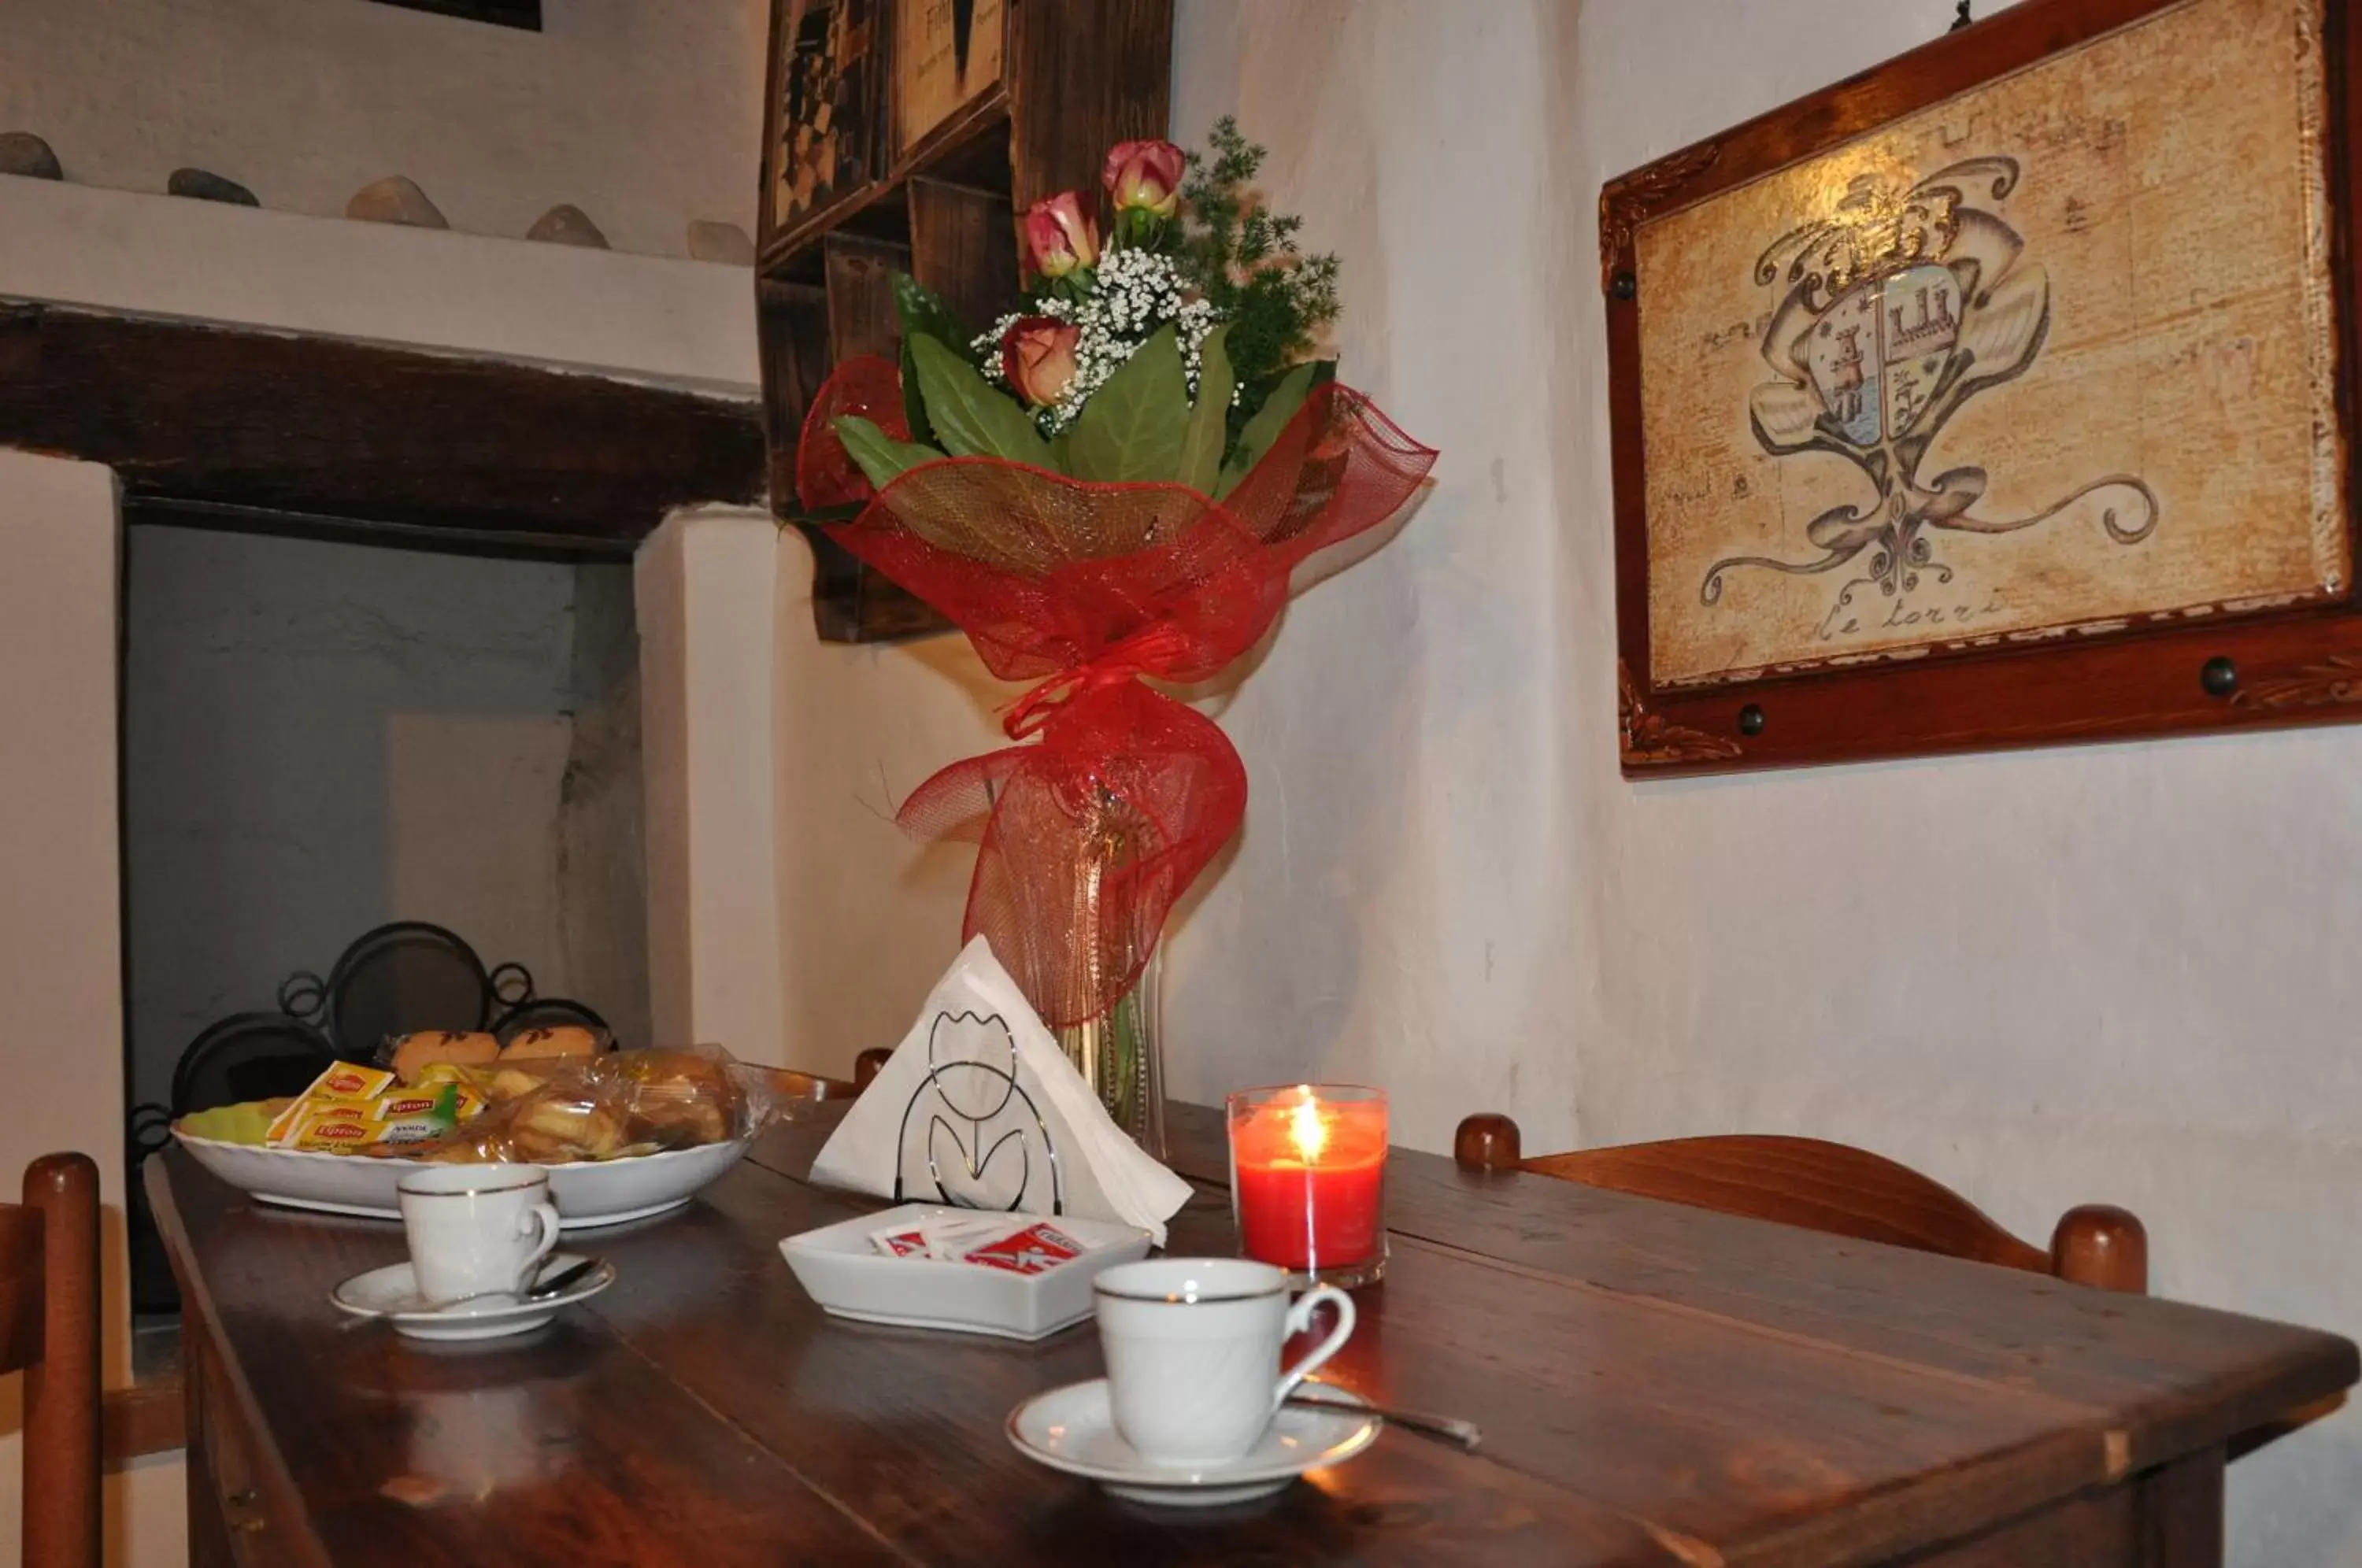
[[395, 1164, 561, 1306], [1093, 1257, 1356, 1468]]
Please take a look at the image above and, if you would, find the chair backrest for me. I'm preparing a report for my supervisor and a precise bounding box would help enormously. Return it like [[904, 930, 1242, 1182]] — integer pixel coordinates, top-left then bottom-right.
[[0, 1152, 101, 1567], [1453, 1115, 2147, 1293]]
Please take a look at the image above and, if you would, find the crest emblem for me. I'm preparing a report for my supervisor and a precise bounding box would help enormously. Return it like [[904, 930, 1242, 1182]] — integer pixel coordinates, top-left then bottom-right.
[[1710, 158, 2157, 609], [1878, 262, 1960, 438]]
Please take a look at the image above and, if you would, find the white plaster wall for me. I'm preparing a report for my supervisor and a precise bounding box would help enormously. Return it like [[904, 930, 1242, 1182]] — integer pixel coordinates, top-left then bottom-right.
[[756, 0, 2361, 1559], [639, 508, 790, 1063], [1161, 0, 1589, 1162], [0, 0, 767, 259], [768, 531, 1009, 1080], [1562, 4, 2361, 1563]]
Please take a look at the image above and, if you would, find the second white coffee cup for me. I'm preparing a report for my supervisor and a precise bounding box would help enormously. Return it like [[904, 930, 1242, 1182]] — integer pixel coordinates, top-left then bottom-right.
[[1093, 1257, 1356, 1468], [395, 1163, 561, 1306]]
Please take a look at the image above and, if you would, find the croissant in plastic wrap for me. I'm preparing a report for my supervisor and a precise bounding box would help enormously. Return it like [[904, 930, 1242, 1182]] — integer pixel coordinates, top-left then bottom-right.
[[427, 1046, 776, 1165]]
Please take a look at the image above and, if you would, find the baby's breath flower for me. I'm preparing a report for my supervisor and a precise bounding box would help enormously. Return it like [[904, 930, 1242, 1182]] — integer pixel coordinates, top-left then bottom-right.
[[974, 253, 1229, 435]]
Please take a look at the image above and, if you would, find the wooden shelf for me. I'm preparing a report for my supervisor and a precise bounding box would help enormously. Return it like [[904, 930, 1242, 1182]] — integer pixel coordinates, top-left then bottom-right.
[[759, 89, 1014, 277]]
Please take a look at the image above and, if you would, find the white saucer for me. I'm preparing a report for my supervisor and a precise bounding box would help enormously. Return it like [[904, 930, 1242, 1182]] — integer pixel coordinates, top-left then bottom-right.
[[329, 1253, 614, 1341], [1005, 1379, 1378, 1506]]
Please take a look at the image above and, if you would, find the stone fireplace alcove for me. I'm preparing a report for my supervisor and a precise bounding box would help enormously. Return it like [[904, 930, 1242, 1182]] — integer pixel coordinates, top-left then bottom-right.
[[0, 171, 787, 1564], [117, 511, 653, 1305]]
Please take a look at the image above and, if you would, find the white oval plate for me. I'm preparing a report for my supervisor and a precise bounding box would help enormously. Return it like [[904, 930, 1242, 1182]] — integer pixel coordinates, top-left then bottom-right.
[[331, 1252, 615, 1341], [173, 1131, 750, 1229], [1006, 1378, 1378, 1506]]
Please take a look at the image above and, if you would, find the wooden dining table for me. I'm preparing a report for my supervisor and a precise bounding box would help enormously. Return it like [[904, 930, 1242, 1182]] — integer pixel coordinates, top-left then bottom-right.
[[152, 1099, 2356, 1567]]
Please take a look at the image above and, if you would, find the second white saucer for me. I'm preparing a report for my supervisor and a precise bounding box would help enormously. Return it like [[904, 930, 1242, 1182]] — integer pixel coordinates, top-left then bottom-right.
[[1005, 1378, 1378, 1507], [330, 1253, 614, 1341]]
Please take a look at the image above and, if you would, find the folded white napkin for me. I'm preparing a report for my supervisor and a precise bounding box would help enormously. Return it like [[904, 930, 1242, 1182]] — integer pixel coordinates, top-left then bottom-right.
[[810, 936, 1192, 1245]]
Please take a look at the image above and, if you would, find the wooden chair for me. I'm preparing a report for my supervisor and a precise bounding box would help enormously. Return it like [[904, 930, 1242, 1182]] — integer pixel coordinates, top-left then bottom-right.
[[1452, 1115, 2149, 1292], [1, 1152, 102, 1567]]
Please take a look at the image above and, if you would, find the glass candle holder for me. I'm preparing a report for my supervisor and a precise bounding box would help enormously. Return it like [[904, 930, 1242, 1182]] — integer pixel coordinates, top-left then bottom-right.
[[1225, 1084, 1388, 1289]]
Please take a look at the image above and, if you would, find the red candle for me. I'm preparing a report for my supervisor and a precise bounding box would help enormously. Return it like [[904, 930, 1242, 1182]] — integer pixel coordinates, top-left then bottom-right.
[[1227, 1085, 1387, 1286]]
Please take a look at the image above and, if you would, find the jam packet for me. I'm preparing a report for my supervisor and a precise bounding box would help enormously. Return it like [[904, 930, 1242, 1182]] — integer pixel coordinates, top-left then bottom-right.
[[277, 1082, 462, 1152], [266, 1063, 398, 1145]]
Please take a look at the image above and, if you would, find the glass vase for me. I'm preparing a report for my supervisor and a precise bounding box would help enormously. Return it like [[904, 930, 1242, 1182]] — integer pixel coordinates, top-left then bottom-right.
[[1055, 942, 1166, 1161]]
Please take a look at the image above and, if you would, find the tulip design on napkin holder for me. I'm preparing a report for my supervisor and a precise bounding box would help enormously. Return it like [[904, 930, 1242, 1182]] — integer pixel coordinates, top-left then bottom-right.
[[813, 937, 1192, 1244], [894, 1011, 1065, 1215]]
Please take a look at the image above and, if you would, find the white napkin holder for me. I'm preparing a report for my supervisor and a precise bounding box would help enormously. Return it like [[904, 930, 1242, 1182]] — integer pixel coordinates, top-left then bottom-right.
[[808, 937, 1191, 1244]]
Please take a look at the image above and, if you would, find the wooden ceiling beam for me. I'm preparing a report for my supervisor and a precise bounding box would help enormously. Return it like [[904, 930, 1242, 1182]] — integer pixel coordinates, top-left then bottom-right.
[[0, 298, 766, 552]]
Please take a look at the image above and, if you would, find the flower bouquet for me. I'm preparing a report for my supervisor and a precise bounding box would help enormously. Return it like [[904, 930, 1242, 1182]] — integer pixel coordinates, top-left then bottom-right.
[[796, 120, 1436, 1156]]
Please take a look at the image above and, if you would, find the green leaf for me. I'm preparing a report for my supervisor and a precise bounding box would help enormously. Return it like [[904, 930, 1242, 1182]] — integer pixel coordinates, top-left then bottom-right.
[[1046, 427, 1075, 476], [894, 273, 980, 444], [831, 415, 946, 492], [1177, 324, 1234, 496], [909, 335, 1052, 466], [898, 339, 935, 446], [1215, 359, 1319, 499], [1067, 326, 1190, 484]]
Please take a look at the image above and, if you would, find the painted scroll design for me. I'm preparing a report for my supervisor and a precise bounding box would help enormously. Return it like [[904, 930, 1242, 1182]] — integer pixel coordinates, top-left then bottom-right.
[[1620, 660, 1741, 765], [2230, 653, 2362, 714], [1601, 141, 1724, 291], [1703, 157, 2157, 613]]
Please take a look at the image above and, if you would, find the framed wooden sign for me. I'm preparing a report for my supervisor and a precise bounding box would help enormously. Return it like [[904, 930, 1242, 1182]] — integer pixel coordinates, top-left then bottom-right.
[[891, 0, 1006, 160], [368, 0, 539, 28], [764, 0, 885, 245], [1603, 0, 2362, 774]]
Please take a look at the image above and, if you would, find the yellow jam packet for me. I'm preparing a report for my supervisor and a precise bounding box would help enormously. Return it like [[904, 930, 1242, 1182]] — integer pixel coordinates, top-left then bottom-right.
[[309, 1063, 398, 1103], [266, 1063, 407, 1146], [283, 1108, 382, 1152]]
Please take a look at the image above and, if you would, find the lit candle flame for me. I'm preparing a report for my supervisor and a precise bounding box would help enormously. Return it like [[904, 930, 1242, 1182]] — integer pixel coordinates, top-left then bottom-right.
[[1287, 1085, 1328, 1163]]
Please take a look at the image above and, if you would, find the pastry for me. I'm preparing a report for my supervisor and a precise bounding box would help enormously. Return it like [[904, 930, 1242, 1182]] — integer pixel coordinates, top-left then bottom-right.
[[500, 1026, 601, 1062], [391, 1030, 500, 1084], [487, 1067, 550, 1102]]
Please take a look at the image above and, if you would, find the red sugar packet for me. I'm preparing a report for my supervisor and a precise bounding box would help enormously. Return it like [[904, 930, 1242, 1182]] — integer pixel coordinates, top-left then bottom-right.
[[962, 1222, 1083, 1276]]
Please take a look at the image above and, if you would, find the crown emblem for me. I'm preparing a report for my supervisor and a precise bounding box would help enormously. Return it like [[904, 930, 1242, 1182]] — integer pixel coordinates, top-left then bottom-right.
[[1755, 164, 1984, 315]]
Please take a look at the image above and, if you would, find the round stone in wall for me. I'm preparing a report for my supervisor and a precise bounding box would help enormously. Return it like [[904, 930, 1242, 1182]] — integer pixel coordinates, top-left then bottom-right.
[[347, 176, 448, 229], [168, 167, 258, 205], [0, 132, 61, 180], [527, 204, 608, 248], [686, 220, 756, 266]]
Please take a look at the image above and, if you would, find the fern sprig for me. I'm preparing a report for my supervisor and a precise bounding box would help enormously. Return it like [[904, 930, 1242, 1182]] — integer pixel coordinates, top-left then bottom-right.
[[1176, 116, 1341, 409]]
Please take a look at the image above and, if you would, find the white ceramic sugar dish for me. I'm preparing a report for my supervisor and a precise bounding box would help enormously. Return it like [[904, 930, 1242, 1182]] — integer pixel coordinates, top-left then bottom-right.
[[779, 1204, 1152, 1341]]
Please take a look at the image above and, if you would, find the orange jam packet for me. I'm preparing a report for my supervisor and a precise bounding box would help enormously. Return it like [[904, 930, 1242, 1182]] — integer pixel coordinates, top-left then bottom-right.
[[284, 1085, 461, 1152], [309, 1063, 398, 1103], [266, 1063, 405, 1145], [283, 1108, 381, 1152]]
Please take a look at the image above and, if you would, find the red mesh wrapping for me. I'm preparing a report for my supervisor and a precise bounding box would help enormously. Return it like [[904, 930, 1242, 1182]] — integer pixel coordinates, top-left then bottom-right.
[[797, 353, 907, 510], [805, 353, 1437, 1026]]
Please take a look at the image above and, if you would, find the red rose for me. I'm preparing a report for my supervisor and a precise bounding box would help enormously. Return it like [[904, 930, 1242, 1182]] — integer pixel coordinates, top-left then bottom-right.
[[1001, 316, 1081, 408], [1102, 139, 1186, 219], [1020, 191, 1098, 279]]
